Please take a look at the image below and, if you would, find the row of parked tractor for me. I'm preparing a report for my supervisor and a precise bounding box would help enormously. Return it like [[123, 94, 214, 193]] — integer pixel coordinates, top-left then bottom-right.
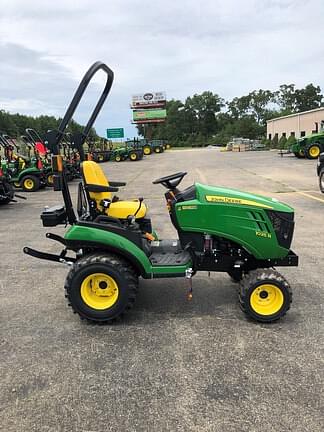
[[90, 138, 171, 163], [0, 130, 171, 205], [0, 128, 83, 204]]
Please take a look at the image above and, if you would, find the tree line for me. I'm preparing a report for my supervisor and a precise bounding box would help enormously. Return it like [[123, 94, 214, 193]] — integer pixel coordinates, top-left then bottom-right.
[[0, 110, 98, 141], [137, 83, 323, 147]]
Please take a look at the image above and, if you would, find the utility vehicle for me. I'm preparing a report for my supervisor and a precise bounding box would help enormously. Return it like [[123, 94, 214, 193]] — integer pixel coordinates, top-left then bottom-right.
[[24, 62, 298, 324]]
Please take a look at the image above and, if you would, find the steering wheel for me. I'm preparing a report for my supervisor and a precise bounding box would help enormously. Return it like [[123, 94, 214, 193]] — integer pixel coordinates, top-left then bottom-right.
[[152, 172, 187, 189]]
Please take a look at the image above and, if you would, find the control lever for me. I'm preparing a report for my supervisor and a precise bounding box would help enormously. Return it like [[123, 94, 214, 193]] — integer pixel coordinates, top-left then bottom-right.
[[134, 197, 144, 217]]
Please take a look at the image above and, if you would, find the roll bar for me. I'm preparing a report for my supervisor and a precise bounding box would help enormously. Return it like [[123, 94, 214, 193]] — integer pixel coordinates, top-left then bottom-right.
[[25, 128, 44, 145], [44, 61, 114, 161]]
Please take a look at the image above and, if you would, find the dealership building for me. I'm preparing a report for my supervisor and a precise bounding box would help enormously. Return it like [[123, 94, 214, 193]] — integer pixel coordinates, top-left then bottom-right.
[[266, 107, 324, 141]]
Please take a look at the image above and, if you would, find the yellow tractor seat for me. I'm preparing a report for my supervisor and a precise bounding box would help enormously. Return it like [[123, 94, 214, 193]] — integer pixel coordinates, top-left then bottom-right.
[[80, 161, 147, 219]]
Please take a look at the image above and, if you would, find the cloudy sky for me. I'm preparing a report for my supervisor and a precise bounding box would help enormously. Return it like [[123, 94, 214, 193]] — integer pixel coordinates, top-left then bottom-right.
[[0, 0, 323, 138]]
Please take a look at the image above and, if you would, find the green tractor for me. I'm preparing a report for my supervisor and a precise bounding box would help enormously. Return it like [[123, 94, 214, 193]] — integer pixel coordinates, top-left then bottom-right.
[[0, 157, 14, 204], [291, 127, 324, 159], [0, 134, 47, 191], [24, 62, 298, 324], [114, 140, 143, 162]]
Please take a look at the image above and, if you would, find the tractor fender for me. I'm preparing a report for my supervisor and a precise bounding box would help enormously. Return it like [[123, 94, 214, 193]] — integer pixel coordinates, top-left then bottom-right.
[[64, 225, 153, 278], [17, 168, 42, 181]]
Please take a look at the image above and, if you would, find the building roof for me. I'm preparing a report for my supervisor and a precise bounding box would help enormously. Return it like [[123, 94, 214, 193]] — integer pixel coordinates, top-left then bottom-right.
[[267, 107, 324, 123]]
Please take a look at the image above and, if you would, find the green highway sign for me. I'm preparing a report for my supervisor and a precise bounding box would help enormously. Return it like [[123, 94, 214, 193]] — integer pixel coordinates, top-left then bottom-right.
[[106, 128, 124, 139]]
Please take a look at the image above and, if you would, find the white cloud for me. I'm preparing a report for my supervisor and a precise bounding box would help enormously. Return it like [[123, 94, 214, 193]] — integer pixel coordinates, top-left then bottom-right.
[[0, 0, 323, 137]]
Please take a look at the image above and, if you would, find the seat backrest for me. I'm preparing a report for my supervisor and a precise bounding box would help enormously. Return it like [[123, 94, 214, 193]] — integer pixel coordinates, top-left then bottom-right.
[[81, 160, 111, 204]]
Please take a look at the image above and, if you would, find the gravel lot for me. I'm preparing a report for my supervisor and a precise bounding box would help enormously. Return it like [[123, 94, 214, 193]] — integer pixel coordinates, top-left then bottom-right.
[[1, 148, 323, 432]]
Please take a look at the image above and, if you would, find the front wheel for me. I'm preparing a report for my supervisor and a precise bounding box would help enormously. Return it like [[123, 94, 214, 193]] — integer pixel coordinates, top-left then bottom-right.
[[239, 269, 292, 323], [64, 253, 138, 323], [0, 181, 14, 204], [115, 154, 122, 162], [46, 173, 54, 187], [319, 168, 324, 193]]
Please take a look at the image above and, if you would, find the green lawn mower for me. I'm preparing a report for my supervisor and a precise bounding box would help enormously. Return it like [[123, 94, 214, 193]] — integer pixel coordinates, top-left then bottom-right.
[[24, 62, 298, 324], [291, 131, 324, 159]]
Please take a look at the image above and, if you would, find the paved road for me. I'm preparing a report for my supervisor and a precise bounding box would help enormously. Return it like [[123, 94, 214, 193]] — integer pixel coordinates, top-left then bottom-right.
[[1, 149, 323, 432]]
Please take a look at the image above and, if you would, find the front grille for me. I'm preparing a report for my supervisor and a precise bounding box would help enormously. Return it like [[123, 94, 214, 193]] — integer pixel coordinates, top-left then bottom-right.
[[266, 210, 294, 249]]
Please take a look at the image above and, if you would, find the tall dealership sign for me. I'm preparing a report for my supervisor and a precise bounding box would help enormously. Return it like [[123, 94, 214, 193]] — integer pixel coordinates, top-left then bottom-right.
[[131, 92, 167, 125]]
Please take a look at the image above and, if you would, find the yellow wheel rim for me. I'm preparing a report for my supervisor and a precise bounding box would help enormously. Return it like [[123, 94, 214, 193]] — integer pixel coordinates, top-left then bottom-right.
[[115, 155, 121, 162], [166, 144, 171, 149], [130, 153, 137, 160], [250, 284, 284, 316], [156, 148, 160, 153], [143, 147, 151, 155], [299, 149, 305, 157], [24, 178, 34, 190], [98, 155, 104, 161], [309, 145, 320, 158], [81, 273, 119, 310], [47, 175, 53, 185], [14, 182, 20, 188]]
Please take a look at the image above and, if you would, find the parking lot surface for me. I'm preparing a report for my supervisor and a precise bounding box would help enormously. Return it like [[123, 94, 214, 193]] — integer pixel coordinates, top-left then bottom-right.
[[1, 149, 323, 432]]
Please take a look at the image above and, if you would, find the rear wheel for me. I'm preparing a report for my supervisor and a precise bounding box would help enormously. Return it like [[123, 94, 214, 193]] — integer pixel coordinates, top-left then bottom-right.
[[21, 175, 40, 192], [98, 153, 104, 162], [166, 144, 171, 149], [305, 143, 321, 159], [129, 151, 138, 161], [154, 146, 162, 153], [319, 168, 324, 193], [65, 253, 138, 323], [239, 269, 292, 323], [143, 145, 152, 155]]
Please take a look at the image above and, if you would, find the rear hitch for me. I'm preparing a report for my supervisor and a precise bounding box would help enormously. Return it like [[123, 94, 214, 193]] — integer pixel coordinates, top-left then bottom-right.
[[185, 267, 194, 300]]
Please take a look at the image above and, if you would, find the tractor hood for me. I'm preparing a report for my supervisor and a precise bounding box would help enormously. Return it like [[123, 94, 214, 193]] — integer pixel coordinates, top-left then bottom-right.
[[195, 183, 294, 213]]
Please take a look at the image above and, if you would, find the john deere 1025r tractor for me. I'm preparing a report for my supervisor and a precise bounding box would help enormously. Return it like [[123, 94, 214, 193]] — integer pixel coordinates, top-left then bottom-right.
[[24, 62, 298, 324]]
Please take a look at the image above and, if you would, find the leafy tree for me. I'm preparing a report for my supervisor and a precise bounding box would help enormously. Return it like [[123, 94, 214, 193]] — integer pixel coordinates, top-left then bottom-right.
[[278, 135, 287, 149], [275, 83, 323, 113]]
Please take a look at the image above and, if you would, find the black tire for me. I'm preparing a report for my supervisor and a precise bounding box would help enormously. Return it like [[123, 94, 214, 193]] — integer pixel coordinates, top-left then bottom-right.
[[46, 172, 54, 187], [129, 151, 138, 161], [115, 154, 122, 162], [305, 143, 321, 159], [293, 151, 305, 159], [0, 181, 14, 205], [154, 146, 162, 153], [21, 175, 40, 192], [65, 253, 138, 323], [98, 153, 104, 163], [227, 268, 243, 283], [319, 168, 324, 193], [143, 145, 152, 155], [239, 269, 292, 323]]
